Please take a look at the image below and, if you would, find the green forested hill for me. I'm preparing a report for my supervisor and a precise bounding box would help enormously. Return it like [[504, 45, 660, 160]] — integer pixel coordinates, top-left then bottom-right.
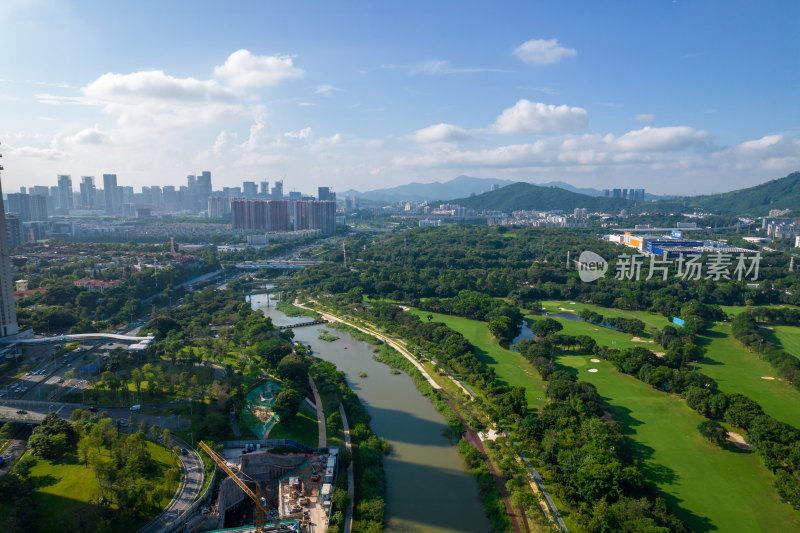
[[452, 172, 800, 216], [453, 182, 630, 212]]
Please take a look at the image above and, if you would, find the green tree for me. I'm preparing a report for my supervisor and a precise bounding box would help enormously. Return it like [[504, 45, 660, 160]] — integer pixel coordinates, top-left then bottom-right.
[[273, 389, 303, 425]]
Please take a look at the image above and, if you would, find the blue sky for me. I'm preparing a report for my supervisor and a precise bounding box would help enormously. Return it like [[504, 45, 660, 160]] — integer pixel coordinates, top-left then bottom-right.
[[1, 0, 798, 195]]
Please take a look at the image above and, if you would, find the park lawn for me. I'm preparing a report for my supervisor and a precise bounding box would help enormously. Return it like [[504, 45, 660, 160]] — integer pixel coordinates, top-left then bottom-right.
[[538, 300, 673, 329], [695, 323, 800, 428], [29, 440, 175, 532], [556, 354, 800, 533], [407, 309, 548, 410], [770, 325, 800, 358], [524, 313, 658, 353], [269, 402, 320, 448]]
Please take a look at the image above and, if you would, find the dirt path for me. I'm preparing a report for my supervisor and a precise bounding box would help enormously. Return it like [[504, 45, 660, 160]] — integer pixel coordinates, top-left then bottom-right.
[[440, 390, 527, 533]]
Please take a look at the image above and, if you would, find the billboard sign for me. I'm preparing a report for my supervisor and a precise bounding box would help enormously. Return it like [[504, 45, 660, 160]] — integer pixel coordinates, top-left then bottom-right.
[[671, 230, 683, 239], [672, 317, 685, 327]]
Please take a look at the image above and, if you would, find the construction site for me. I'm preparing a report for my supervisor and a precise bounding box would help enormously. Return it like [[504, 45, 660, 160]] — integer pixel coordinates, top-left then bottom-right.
[[195, 441, 338, 533]]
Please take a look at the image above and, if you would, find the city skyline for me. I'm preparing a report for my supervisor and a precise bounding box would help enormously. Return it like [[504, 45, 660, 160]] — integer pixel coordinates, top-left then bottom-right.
[[1, 1, 798, 194]]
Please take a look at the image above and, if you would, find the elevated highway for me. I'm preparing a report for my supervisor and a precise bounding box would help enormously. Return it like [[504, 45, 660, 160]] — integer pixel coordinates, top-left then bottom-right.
[[234, 260, 325, 270], [0, 332, 155, 348]]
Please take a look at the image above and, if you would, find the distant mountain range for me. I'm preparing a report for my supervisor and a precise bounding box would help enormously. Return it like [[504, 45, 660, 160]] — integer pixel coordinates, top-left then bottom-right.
[[344, 175, 673, 203], [452, 171, 800, 216], [341, 176, 516, 203]]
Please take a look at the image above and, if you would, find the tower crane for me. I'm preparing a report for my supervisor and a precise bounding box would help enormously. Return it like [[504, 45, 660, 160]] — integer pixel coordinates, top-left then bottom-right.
[[199, 441, 279, 532]]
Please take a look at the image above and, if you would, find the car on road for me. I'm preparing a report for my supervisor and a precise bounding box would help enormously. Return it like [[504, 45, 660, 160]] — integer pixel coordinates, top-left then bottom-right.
[[16, 410, 27, 415], [118, 419, 128, 427], [181, 448, 188, 456]]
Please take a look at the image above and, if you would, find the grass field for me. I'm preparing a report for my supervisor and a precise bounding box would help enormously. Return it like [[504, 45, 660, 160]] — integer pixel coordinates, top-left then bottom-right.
[[408, 309, 548, 410], [557, 354, 800, 532], [28, 440, 175, 532], [695, 322, 800, 429], [770, 324, 800, 357], [538, 300, 673, 329], [525, 313, 658, 352], [268, 402, 320, 448]]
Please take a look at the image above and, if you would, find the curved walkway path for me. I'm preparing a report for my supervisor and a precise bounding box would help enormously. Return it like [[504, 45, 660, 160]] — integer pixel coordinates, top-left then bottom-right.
[[339, 404, 354, 533], [138, 436, 204, 533], [302, 301, 567, 532], [309, 376, 327, 448]]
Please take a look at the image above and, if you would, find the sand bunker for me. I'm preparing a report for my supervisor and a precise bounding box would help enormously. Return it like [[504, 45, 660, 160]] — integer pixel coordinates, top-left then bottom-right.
[[590, 358, 601, 363], [588, 368, 599, 373], [559, 307, 575, 312], [631, 337, 655, 343], [655, 352, 666, 358], [728, 431, 752, 450], [569, 302, 577, 305], [761, 376, 776, 380]]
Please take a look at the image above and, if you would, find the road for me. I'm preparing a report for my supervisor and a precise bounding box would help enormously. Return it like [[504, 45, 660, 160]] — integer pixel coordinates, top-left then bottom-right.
[[339, 404, 354, 533], [294, 301, 441, 390], [308, 376, 326, 448], [138, 436, 204, 533], [0, 425, 31, 476]]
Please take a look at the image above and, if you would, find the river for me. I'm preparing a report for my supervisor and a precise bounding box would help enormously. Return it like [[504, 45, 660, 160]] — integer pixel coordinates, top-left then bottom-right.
[[248, 292, 490, 533]]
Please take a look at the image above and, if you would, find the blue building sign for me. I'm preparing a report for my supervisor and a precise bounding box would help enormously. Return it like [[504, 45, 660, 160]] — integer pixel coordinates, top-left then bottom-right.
[[671, 230, 683, 239], [672, 317, 685, 327]]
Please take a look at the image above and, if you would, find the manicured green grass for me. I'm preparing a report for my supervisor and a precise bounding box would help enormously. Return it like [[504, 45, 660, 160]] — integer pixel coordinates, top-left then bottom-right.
[[538, 300, 673, 329], [695, 322, 800, 428], [556, 354, 800, 533], [770, 325, 800, 358], [526, 314, 658, 352], [269, 403, 320, 448], [28, 440, 175, 532], [719, 304, 800, 318], [408, 309, 548, 409]]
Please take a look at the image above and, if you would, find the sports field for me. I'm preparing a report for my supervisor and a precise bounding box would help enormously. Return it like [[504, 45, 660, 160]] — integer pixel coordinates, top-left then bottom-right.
[[695, 322, 800, 428], [770, 324, 800, 357], [557, 354, 800, 532], [408, 309, 548, 409], [524, 312, 657, 352], [538, 300, 673, 329], [409, 306, 800, 531]]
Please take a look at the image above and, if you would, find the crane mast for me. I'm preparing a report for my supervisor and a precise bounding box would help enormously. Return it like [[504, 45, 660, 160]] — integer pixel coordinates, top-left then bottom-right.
[[199, 441, 273, 531]]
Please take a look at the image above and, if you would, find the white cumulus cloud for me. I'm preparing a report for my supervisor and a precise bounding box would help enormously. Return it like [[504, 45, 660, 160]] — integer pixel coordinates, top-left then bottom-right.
[[213, 49, 303, 88], [513, 38, 577, 65], [84, 70, 236, 102], [284, 127, 312, 140], [413, 123, 469, 143], [735, 134, 783, 152], [66, 125, 110, 145], [614, 126, 708, 152], [491, 99, 588, 134]]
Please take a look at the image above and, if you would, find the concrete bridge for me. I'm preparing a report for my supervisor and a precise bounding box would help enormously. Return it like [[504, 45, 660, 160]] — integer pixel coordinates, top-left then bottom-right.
[[277, 319, 328, 330], [235, 260, 325, 270], [0, 332, 155, 349]]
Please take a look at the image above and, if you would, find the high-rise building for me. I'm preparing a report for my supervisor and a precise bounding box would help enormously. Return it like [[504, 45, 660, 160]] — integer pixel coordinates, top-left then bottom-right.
[[243, 181, 258, 198], [295, 200, 336, 234], [7, 193, 31, 221], [103, 174, 118, 214], [57, 175, 73, 211], [231, 199, 290, 231], [260, 181, 270, 197], [318, 186, 331, 201], [208, 195, 232, 218], [5, 214, 24, 249], [271, 180, 284, 200], [0, 158, 20, 337], [197, 171, 212, 207], [79, 176, 96, 209]]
